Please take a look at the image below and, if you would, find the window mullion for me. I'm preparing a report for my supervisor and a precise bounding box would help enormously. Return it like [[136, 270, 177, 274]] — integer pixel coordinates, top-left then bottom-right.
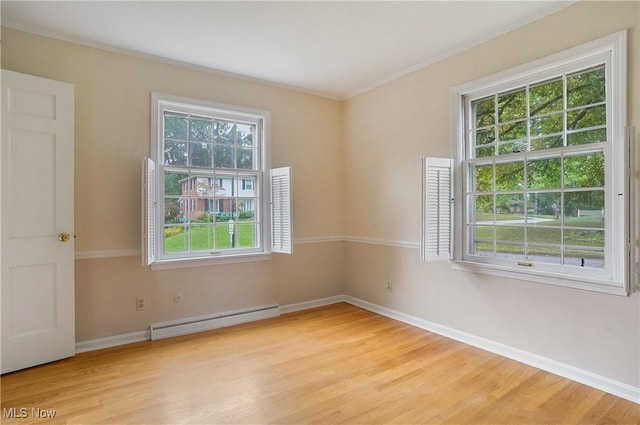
[[525, 83, 531, 152], [524, 79, 531, 262], [560, 74, 567, 267], [562, 73, 568, 147], [492, 93, 498, 257]]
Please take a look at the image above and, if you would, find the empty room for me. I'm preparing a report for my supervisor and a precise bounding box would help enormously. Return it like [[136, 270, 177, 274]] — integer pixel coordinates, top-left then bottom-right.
[[1, 1, 639, 423]]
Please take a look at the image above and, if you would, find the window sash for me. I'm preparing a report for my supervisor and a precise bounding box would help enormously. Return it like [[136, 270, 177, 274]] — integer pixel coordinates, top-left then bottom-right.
[[161, 169, 262, 257], [462, 60, 613, 280], [160, 112, 264, 258]]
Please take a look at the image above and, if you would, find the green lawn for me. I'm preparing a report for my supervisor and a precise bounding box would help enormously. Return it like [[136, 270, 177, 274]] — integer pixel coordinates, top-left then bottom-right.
[[473, 214, 604, 258], [164, 222, 256, 253]]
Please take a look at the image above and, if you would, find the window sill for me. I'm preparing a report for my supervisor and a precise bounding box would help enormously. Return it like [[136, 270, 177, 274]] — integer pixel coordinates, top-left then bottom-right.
[[150, 252, 272, 271], [451, 260, 629, 296]]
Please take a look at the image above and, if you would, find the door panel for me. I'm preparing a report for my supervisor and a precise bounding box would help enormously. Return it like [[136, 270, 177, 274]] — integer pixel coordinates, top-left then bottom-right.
[[1, 69, 75, 374], [9, 264, 57, 336], [10, 129, 57, 237]]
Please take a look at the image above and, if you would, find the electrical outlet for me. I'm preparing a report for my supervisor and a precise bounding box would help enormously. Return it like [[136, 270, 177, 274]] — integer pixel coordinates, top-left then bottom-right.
[[386, 282, 392, 292], [173, 293, 184, 303], [136, 296, 146, 311]]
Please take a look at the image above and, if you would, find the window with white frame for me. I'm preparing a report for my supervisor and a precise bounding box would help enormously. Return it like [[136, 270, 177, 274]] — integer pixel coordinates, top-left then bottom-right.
[[449, 32, 634, 295], [143, 93, 292, 269]]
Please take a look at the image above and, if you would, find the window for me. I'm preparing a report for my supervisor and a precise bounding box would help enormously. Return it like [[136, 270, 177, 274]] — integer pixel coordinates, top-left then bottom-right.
[[143, 93, 292, 269], [451, 32, 633, 295]]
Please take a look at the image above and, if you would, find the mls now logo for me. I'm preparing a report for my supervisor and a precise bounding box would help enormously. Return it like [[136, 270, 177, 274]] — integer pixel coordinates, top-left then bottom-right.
[[3, 407, 56, 419]]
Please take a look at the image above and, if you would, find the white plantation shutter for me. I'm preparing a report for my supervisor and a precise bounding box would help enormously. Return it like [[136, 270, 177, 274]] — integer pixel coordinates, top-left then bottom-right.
[[271, 166, 292, 254], [142, 157, 156, 265], [422, 157, 453, 262]]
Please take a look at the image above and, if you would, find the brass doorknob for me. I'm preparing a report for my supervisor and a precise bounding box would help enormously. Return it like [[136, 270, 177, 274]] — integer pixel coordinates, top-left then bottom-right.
[[58, 232, 71, 242]]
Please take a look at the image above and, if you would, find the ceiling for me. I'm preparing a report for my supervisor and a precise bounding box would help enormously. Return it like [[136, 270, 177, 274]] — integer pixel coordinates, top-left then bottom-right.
[[1, 1, 573, 100]]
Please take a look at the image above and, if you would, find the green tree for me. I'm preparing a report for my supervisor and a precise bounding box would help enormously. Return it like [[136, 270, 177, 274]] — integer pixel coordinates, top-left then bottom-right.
[[472, 65, 607, 217]]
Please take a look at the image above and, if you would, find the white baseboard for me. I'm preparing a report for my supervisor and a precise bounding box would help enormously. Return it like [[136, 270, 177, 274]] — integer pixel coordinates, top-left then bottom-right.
[[73, 294, 639, 404], [342, 295, 640, 405], [279, 295, 345, 314], [75, 330, 150, 353]]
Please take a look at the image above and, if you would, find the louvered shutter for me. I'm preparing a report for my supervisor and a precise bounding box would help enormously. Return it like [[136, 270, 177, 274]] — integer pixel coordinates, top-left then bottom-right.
[[142, 157, 156, 265], [422, 157, 453, 261], [271, 167, 293, 254]]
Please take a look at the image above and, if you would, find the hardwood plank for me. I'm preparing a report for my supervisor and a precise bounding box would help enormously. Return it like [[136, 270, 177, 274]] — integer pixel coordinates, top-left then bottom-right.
[[1, 303, 637, 424]]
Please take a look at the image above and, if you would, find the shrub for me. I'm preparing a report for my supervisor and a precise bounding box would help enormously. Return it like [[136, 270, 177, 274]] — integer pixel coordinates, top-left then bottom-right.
[[164, 226, 184, 237], [214, 211, 254, 221], [195, 212, 214, 223], [216, 212, 231, 222]]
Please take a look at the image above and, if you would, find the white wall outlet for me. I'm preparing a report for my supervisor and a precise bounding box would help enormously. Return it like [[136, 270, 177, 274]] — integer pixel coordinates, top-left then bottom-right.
[[173, 293, 184, 303], [136, 296, 146, 311]]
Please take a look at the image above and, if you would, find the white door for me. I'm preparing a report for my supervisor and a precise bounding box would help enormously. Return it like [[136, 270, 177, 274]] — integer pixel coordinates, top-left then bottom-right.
[[1, 70, 75, 373]]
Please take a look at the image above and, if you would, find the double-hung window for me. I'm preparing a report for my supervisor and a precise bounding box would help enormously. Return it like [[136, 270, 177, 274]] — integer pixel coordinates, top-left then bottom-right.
[[450, 31, 634, 295], [143, 93, 292, 269]]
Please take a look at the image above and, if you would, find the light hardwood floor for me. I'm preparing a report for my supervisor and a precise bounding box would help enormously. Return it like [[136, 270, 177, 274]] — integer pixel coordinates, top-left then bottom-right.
[[1, 303, 638, 424]]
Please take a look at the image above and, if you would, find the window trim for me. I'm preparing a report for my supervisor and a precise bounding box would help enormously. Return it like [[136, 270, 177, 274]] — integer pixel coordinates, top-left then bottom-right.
[[450, 31, 631, 295], [148, 92, 274, 268]]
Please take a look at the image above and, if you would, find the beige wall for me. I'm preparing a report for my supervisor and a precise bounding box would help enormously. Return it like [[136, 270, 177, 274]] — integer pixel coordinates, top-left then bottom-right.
[[74, 242, 344, 340], [343, 1, 640, 387], [2, 0, 638, 389], [1, 28, 345, 341]]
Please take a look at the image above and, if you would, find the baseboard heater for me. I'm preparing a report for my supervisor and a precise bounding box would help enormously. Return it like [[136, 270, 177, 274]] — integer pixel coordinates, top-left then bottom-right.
[[150, 304, 281, 340]]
